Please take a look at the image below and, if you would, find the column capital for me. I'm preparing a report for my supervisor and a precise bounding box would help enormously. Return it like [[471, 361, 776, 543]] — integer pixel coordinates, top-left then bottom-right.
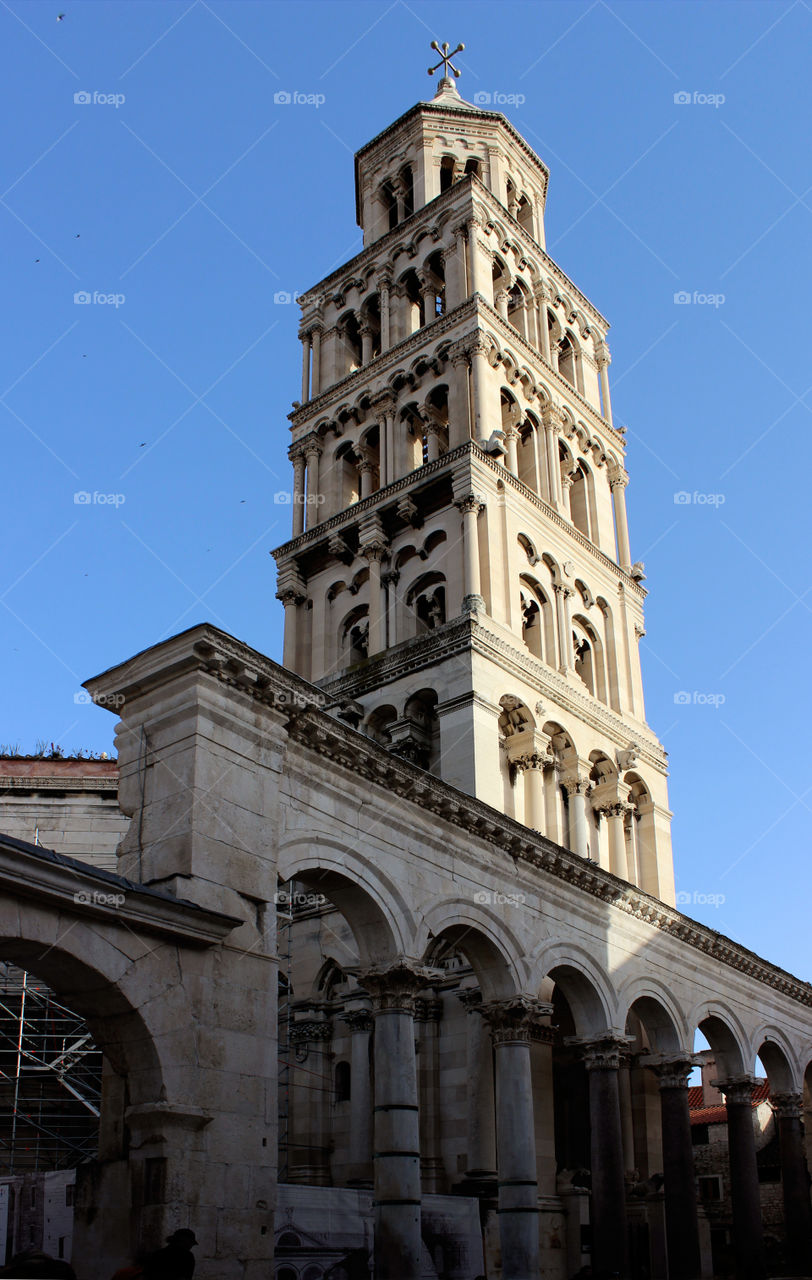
[[552, 581, 575, 599], [594, 338, 611, 370], [608, 465, 629, 490], [289, 1018, 333, 1046], [449, 338, 470, 367], [640, 1052, 696, 1089], [479, 996, 554, 1045], [359, 959, 439, 1014], [375, 268, 392, 291], [770, 1091, 803, 1120], [715, 1074, 757, 1105], [575, 1034, 635, 1071], [456, 987, 482, 1011], [541, 402, 564, 433], [455, 492, 485, 516], [341, 1007, 374, 1034], [413, 996, 442, 1023], [303, 438, 323, 459]]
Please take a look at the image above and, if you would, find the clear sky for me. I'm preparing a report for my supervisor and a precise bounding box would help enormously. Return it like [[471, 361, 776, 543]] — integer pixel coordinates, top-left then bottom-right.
[[2, 1, 810, 980]]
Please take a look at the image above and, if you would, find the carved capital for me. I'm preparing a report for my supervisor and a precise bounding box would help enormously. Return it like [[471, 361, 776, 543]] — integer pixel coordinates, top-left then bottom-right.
[[578, 1034, 634, 1071], [359, 960, 439, 1014], [479, 996, 553, 1045], [608, 466, 629, 490], [341, 1008, 374, 1034], [642, 1053, 696, 1090], [715, 1075, 757, 1106], [456, 988, 483, 1011], [770, 1091, 802, 1120], [289, 1019, 333, 1046], [456, 493, 485, 516]]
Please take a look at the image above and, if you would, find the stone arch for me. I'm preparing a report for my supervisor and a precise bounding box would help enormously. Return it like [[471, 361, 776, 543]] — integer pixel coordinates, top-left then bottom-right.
[[621, 986, 688, 1054], [531, 941, 617, 1035], [418, 901, 528, 1000], [277, 838, 414, 965], [752, 1026, 802, 1091], [0, 916, 169, 1105], [689, 1003, 750, 1079]]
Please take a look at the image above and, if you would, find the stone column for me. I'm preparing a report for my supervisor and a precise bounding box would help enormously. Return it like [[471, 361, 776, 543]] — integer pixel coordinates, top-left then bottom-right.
[[553, 582, 574, 672], [457, 990, 497, 1184], [448, 343, 471, 448], [480, 997, 547, 1280], [362, 544, 387, 656], [563, 774, 591, 859], [288, 1016, 333, 1186], [719, 1076, 766, 1280], [541, 405, 562, 508], [341, 1007, 374, 1187], [610, 467, 632, 570], [487, 145, 504, 201], [771, 1092, 812, 1274], [535, 283, 552, 363], [456, 494, 485, 613], [646, 1056, 702, 1280], [415, 996, 443, 1193], [378, 274, 392, 352], [360, 320, 374, 365], [304, 442, 322, 531], [418, 270, 436, 324], [300, 330, 311, 402], [561, 469, 574, 521], [358, 457, 376, 499], [543, 761, 562, 844], [277, 586, 304, 672], [424, 421, 441, 463], [470, 336, 497, 441], [467, 217, 486, 297], [503, 426, 519, 476], [595, 340, 613, 426], [361, 961, 433, 1280], [582, 1037, 629, 1278], [601, 803, 630, 879], [495, 287, 510, 321], [290, 451, 306, 537], [311, 324, 322, 396], [441, 243, 462, 310], [519, 754, 546, 831]]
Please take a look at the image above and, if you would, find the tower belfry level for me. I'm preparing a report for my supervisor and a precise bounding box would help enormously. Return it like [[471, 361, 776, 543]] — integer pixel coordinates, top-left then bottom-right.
[[273, 66, 673, 903]]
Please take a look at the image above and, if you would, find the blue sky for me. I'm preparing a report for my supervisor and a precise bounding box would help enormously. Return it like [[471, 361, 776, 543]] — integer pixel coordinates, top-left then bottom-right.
[[2, 1, 810, 980]]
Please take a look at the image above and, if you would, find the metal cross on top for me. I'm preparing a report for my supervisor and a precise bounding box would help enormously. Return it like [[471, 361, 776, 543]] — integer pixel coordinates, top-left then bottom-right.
[[427, 40, 465, 80]]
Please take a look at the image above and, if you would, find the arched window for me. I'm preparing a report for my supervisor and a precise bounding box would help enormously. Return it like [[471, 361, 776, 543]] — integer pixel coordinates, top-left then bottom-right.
[[464, 157, 481, 178], [408, 572, 447, 633], [334, 1061, 351, 1103], [400, 164, 414, 219], [424, 251, 446, 317], [440, 155, 456, 192], [332, 441, 361, 508], [340, 313, 362, 375], [517, 194, 534, 235], [520, 589, 542, 658], [381, 180, 397, 231], [341, 606, 369, 664], [507, 281, 530, 339]]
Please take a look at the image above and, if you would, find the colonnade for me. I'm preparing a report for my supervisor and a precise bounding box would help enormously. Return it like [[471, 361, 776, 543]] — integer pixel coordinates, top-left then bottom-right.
[[283, 959, 812, 1280]]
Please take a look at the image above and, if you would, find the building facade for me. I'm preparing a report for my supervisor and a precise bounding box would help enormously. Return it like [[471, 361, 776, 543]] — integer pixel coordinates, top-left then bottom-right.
[[0, 57, 809, 1280]]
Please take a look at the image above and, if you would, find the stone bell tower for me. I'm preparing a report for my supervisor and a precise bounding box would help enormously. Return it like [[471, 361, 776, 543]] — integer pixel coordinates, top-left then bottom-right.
[[273, 48, 675, 904]]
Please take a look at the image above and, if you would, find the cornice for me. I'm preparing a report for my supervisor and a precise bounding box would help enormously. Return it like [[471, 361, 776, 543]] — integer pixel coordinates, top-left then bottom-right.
[[0, 832, 240, 947], [468, 447, 646, 600], [272, 441, 644, 602], [1, 775, 119, 795], [271, 443, 467, 561], [282, 706, 812, 1011], [290, 296, 478, 429], [85, 624, 812, 1010], [316, 616, 665, 771]]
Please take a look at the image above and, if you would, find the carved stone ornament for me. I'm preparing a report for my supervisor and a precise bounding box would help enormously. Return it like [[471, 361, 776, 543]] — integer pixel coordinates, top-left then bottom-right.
[[359, 959, 440, 1014], [479, 996, 553, 1044]]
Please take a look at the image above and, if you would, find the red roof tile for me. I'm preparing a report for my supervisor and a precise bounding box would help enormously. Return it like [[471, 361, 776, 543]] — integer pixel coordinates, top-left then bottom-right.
[[689, 1080, 770, 1125]]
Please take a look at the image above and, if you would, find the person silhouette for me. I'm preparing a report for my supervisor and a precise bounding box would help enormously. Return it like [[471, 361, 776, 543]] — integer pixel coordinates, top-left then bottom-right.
[[141, 1229, 198, 1279]]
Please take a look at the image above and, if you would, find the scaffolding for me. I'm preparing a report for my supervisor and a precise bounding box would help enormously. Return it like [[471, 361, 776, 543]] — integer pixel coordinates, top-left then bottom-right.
[[0, 964, 101, 1173]]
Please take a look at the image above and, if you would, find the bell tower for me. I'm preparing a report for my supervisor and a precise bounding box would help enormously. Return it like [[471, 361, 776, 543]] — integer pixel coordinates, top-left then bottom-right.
[[273, 51, 675, 905]]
